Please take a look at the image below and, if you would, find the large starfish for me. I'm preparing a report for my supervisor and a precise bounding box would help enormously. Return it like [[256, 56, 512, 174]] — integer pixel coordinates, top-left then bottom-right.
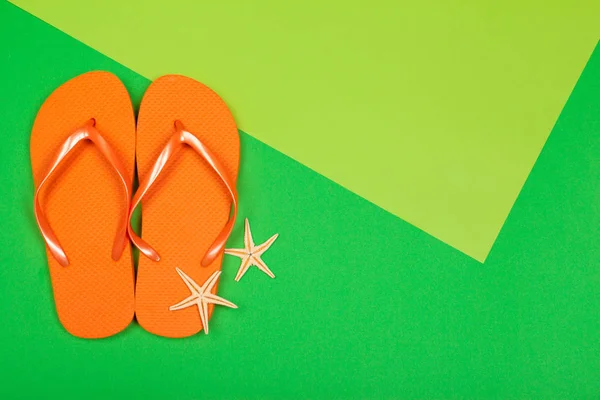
[[169, 268, 237, 334], [225, 218, 279, 282]]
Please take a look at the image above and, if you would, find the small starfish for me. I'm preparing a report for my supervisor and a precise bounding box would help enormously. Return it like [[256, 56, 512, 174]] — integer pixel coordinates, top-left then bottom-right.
[[169, 268, 237, 334], [225, 218, 279, 281]]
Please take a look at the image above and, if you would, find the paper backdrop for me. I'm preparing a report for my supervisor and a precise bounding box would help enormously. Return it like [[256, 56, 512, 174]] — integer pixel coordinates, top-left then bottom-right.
[[1, 2, 599, 398]]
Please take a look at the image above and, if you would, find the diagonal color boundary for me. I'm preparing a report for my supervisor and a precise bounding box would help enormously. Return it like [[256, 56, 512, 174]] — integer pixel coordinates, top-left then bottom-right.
[[9, 0, 600, 262]]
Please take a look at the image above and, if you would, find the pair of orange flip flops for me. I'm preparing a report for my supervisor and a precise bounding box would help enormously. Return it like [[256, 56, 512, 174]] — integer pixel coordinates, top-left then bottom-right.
[[31, 72, 239, 339]]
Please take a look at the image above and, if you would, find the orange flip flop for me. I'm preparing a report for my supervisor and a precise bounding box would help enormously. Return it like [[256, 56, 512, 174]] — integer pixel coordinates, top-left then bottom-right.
[[130, 75, 240, 338], [31, 71, 136, 338]]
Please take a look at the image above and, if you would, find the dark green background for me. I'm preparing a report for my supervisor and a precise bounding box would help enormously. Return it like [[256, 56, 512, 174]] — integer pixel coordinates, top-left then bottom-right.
[[1, 3, 599, 398]]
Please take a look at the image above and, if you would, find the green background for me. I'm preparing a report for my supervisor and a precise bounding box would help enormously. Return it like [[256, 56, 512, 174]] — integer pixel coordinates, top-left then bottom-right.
[[11, 0, 600, 262], [1, 2, 600, 398]]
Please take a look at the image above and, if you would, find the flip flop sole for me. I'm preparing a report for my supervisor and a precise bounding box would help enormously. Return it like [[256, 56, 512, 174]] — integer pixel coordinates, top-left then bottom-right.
[[30, 71, 136, 338], [135, 75, 239, 338]]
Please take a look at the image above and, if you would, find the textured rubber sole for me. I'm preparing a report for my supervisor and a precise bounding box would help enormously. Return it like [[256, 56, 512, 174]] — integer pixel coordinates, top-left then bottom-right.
[[30, 71, 136, 338], [134, 75, 240, 338]]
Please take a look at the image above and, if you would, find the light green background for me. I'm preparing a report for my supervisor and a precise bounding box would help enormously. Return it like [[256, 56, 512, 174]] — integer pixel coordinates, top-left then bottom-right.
[[10, 0, 600, 261]]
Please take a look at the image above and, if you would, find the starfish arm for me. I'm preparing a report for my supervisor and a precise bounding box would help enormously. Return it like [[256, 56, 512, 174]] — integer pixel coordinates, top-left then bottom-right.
[[204, 293, 238, 309], [175, 267, 202, 294], [169, 295, 199, 311], [234, 256, 253, 282], [244, 218, 255, 249], [254, 256, 275, 279], [224, 248, 248, 258], [202, 270, 222, 293], [254, 233, 279, 255], [199, 300, 210, 335]]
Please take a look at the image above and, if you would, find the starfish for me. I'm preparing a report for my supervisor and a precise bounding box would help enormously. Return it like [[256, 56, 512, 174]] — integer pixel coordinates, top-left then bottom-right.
[[169, 268, 237, 334], [225, 218, 279, 281]]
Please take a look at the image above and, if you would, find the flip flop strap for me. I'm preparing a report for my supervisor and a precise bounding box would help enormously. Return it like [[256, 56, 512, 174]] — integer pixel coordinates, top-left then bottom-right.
[[34, 119, 132, 267], [128, 120, 239, 267]]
